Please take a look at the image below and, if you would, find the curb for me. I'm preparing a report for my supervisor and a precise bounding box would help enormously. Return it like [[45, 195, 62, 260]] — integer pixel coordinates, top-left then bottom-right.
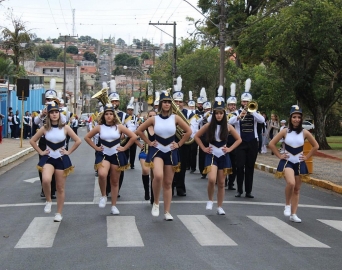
[[255, 162, 342, 195], [0, 147, 35, 168], [315, 151, 342, 161]]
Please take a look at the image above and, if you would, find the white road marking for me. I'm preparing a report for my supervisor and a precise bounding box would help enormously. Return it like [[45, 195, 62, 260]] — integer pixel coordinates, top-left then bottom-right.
[[178, 215, 237, 246], [93, 176, 102, 204], [248, 216, 330, 248], [1, 201, 342, 210], [318, 219, 342, 232], [23, 177, 40, 183], [15, 217, 60, 248], [107, 216, 144, 247]]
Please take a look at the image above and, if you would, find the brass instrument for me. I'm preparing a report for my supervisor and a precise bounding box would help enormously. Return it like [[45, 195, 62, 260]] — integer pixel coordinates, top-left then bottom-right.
[[91, 88, 127, 144], [171, 98, 194, 145], [241, 100, 258, 121]]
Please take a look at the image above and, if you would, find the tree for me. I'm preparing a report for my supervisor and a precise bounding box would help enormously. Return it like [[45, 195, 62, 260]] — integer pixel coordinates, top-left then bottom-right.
[[57, 52, 74, 64], [66, 45, 78, 55], [37, 44, 61, 60], [0, 57, 15, 78], [140, 52, 150, 60], [83, 51, 97, 62], [1, 16, 34, 74], [133, 39, 142, 49], [116, 38, 126, 47], [237, 0, 342, 149]]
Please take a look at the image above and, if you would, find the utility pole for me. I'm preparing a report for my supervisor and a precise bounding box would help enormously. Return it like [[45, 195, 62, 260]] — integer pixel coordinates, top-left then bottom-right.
[[149, 22, 177, 86], [219, 0, 226, 88], [60, 34, 77, 104]]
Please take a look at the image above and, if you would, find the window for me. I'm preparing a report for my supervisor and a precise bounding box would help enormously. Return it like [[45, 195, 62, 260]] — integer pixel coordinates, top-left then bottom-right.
[[57, 69, 60, 72], [50, 69, 53, 72]]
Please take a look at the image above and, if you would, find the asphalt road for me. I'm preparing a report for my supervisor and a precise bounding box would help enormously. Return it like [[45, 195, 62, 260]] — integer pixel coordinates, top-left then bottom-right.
[[0, 127, 342, 270]]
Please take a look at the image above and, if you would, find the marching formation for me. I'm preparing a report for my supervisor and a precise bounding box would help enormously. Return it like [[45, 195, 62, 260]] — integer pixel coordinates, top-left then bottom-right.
[[29, 77, 318, 224]]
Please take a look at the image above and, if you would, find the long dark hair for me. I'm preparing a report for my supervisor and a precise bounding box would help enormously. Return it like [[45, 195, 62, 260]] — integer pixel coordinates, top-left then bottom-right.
[[207, 109, 228, 143], [98, 110, 119, 128], [288, 113, 303, 134]]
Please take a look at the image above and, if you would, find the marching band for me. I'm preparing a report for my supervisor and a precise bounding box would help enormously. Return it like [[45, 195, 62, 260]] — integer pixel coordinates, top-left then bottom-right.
[[29, 76, 319, 224]]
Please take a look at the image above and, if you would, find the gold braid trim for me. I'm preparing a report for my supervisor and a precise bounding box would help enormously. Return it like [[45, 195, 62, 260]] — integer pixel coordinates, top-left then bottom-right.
[[172, 162, 181, 172], [63, 166, 75, 177], [144, 161, 154, 169], [275, 171, 285, 178], [223, 168, 232, 176], [116, 164, 130, 171], [37, 165, 43, 172], [300, 174, 310, 181], [203, 165, 212, 174], [94, 162, 104, 171]]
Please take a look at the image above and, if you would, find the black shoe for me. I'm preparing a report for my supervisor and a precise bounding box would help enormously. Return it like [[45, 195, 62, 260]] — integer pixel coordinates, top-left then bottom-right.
[[40, 191, 45, 198], [186, 168, 190, 171], [235, 192, 242, 198], [201, 175, 206, 179], [117, 194, 120, 198], [131, 167, 134, 169], [190, 170, 195, 174], [177, 190, 186, 196], [227, 186, 236, 190], [245, 193, 254, 198], [51, 194, 56, 199]]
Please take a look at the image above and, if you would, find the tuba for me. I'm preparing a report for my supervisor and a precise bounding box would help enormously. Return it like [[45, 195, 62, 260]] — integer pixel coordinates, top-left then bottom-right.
[[91, 88, 127, 144], [241, 100, 258, 121], [170, 98, 194, 145]]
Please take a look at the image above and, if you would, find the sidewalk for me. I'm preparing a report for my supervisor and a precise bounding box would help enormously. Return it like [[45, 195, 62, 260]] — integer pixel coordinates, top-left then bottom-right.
[[0, 137, 341, 194]]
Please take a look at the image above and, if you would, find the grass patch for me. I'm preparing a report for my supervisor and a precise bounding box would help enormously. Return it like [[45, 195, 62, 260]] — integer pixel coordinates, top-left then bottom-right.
[[326, 136, 342, 143]]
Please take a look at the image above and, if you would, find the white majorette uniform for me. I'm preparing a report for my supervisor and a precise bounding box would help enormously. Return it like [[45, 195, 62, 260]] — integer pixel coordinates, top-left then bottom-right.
[[94, 124, 129, 171], [37, 125, 73, 176], [145, 114, 180, 171], [275, 130, 309, 180]]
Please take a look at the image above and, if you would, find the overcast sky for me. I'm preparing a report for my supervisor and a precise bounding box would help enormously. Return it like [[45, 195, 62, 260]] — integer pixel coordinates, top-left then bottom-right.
[[1, 0, 204, 45]]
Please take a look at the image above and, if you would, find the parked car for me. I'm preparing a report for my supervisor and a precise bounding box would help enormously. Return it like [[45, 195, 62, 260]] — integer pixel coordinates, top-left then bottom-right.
[[104, 72, 107, 76], [79, 113, 89, 127], [302, 120, 315, 131]]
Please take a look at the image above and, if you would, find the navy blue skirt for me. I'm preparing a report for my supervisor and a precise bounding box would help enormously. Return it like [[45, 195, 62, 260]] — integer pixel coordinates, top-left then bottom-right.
[[94, 151, 129, 171], [203, 153, 232, 175], [37, 155, 74, 176], [144, 146, 180, 172], [275, 159, 309, 180]]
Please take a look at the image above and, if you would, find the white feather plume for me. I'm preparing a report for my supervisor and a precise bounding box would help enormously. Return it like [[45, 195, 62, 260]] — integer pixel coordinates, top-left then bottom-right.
[[102, 82, 108, 89], [230, 83, 236, 97], [189, 91, 193, 101], [245, 78, 251, 93], [173, 85, 178, 93], [110, 80, 116, 93], [129, 97, 134, 105], [200, 87, 206, 99], [176, 75, 182, 91], [50, 79, 56, 90], [155, 91, 160, 101], [217, 85, 223, 97]]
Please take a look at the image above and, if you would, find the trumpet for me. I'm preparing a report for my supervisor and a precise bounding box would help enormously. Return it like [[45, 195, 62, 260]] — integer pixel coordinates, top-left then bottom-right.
[[241, 100, 258, 121]]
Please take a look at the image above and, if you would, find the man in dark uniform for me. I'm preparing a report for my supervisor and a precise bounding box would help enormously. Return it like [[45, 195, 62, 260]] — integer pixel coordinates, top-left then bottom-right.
[[229, 79, 264, 198], [198, 101, 211, 179]]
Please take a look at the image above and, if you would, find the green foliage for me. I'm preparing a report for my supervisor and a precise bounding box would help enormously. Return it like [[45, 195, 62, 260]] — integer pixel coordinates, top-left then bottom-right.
[[140, 52, 150, 60], [37, 44, 62, 60], [114, 53, 139, 66], [83, 51, 97, 63], [66, 45, 78, 55], [0, 57, 15, 78], [57, 52, 74, 63], [116, 38, 126, 47]]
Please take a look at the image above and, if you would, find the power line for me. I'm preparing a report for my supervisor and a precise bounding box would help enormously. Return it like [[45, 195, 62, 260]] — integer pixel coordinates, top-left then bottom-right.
[[46, 0, 59, 31], [166, 0, 183, 22], [59, 0, 70, 34]]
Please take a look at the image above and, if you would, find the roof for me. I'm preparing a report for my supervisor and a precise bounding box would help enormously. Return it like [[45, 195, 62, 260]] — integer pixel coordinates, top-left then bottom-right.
[[80, 66, 97, 74], [35, 61, 75, 68]]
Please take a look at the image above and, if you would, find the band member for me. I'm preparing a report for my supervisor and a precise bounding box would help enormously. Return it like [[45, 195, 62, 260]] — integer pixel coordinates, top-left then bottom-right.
[[229, 78, 265, 198], [138, 110, 156, 203], [269, 105, 318, 223], [153, 91, 160, 112], [108, 80, 129, 197], [125, 97, 138, 169], [23, 111, 31, 139], [34, 81, 62, 199], [30, 101, 81, 222], [225, 83, 239, 190], [84, 104, 137, 214], [198, 101, 212, 179], [185, 91, 200, 173], [194, 100, 241, 215], [172, 76, 189, 196], [136, 92, 191, 221], [196, 87, 207, 116]]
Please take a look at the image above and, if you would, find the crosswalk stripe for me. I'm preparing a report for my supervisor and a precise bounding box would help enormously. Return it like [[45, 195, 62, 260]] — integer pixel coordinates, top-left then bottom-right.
[[178, 215, 238, 246], [15, 217, 60, 248], [318, 219, 342, 232], [107, 216, 144, 247], [248, 216, 330, 248]]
